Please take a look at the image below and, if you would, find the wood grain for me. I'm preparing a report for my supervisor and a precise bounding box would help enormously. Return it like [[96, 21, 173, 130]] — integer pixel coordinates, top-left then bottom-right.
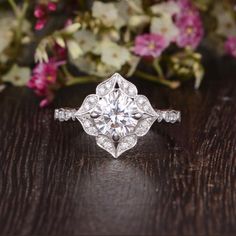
[[0, 54, 235, 236]]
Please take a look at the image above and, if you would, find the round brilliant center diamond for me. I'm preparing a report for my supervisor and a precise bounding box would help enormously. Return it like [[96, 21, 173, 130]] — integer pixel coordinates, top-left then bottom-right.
[[93, 89, 139, 138]]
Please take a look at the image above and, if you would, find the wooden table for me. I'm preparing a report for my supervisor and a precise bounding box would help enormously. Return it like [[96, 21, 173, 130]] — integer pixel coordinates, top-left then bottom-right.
[[0, 54, 235, 236]]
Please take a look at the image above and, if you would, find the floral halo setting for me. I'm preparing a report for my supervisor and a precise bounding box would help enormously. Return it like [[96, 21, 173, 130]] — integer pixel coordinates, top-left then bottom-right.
[[0, 0, 235, 107], [54, 73, 181, 158]]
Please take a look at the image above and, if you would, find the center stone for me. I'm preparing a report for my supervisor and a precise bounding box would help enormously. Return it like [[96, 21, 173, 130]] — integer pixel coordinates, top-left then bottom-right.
[[92, 89, 139, 138]]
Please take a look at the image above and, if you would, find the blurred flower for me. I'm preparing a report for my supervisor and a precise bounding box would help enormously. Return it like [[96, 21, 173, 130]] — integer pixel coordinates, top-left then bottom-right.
[[115, 0, 149, 29], [151, 15, 179, 44], [35, 38, 49, 63], [34, 4, 46, 19], [175, 0, 204, 49], [67, 39, 83, 59], [48, 2, 57, 11], [75, 55, 116, 77], [92, 1, 118, 27], [129, 15, 150, 29], [225, 36, 236, 58], [34, 1, 57, 30], [74, 30, 97, 54], [151, 1, 180, 16], [28, 60, 63, 107], [213, 3, 236, 37], [0, 13, 14, 54], [99, 29, 120, 42], [96, 62, 117, 77], [2, 64, 30, 86], [170, 50, 204, 89], [134, 34, 168, 58], [62, 23, 81, 34], [100, 41, 131, 70], [126, 55, 141, 77], [2, 0, 230, 105], [75, 56, 97, 74]]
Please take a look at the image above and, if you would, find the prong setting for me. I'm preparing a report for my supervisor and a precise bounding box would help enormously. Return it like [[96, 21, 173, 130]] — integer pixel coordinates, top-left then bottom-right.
[[90, 112, 100, 119]]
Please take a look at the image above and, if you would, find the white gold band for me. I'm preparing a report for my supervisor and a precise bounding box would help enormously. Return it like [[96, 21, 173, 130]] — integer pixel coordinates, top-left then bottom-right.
[[54, 108, 181, 124]]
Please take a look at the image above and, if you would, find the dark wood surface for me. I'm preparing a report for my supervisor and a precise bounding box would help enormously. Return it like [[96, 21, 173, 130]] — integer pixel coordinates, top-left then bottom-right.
[[0, 54, 235, 236]]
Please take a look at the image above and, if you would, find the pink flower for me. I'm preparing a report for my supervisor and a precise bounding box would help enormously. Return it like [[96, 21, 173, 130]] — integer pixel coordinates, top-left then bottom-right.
[[34, 4, 47, 18], [178, 0, 192, 8], [47, 2, 57, 11], [28, 61, 62, 107], [35, 18, 47, 31], [134, 34, 168, 58], [175, 0, 204, 49], [34, 2, 57, 31], [225, 36, 236, 58]]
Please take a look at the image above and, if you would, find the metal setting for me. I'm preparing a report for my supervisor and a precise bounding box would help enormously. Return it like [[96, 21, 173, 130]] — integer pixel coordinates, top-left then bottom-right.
[[55, 73, 181, 158]]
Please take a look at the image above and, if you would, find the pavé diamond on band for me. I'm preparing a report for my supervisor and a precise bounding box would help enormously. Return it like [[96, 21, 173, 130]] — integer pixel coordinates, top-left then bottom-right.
[[55, 73, 181, 158]]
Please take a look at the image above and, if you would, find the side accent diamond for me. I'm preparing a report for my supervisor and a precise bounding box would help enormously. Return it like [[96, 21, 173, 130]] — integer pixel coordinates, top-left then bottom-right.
[[75, 94, 98, 116], [163, 110, 181, 123], [96, 74, 116, 96], [54, 108, 76, 121], [77, 115, 98, 136], [155, 110, 181, 123], [117, 135, 137, 158], [135, 117, 157, 137], [96, 135, 116, 158], [135, 95, 157, 116], [116, 73, 138, 97]]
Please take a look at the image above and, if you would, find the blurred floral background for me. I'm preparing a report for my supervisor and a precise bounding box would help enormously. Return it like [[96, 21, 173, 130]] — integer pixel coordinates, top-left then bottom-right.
[[0, 0, 235, 107]]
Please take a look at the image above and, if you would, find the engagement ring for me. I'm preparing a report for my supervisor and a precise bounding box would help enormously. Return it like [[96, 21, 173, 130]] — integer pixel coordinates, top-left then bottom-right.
[[55, 73, 181, 158]]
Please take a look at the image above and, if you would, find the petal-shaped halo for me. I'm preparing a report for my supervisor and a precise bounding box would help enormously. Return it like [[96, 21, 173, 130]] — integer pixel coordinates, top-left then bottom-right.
[[76, 73, 158, 158], [76, 115, 99, 136], [75, 94, 99, 116], [96, 135, 116, 158], [134, 117, 157, 137], [117, 135, 138, 158], [135, 95, 157, 116], [116, 73, 138, 97], [96, 74, 117, 96]]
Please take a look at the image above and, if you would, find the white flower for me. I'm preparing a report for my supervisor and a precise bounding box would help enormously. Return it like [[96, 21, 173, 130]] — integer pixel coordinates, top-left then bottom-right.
[[213, 4, 236, 37], [74, 30, 97, 54], [115, 0, 144, 28], [126, 55, 140, 77], [96, 62, 117, 77], [126, 0, 144, 14], [150, 15, 179, 44], [100, 29, 120, 42], [115, 0, 130, 27], [74, 55, 116, 77], [74, 55, 97, 74], [92, 1, 118, 27], [35, 39, 49, 63], [100, 41, 131, 70], [151, 1, 180, 16], [67, 39, 83, 60], [0, 54, 8, 64], [63, 23, 81, 34], [129, 15, 150, 28], [2, 64, 30, 86], [0, 13, 14, 54]]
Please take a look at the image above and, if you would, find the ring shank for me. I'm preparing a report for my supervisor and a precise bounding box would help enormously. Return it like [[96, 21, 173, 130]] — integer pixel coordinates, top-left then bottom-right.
[[54, 108, 181, 123]]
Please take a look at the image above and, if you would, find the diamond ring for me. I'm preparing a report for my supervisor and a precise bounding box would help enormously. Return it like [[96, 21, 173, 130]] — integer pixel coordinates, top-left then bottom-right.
[[55, 73, 181, 158]]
